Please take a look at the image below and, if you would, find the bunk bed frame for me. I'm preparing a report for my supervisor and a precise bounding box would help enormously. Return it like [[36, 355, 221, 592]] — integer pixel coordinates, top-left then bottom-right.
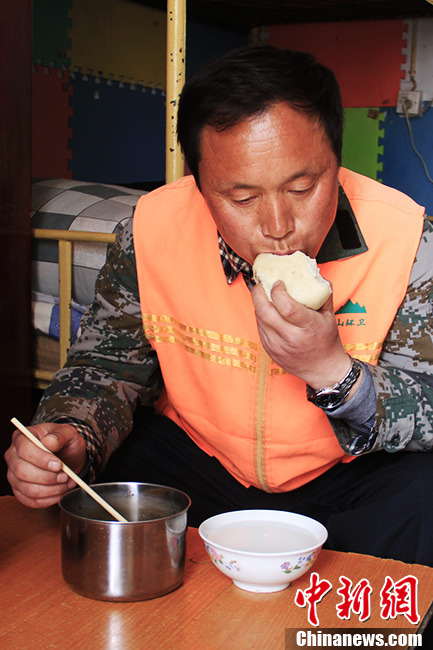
[[33, 0, 186, 387]]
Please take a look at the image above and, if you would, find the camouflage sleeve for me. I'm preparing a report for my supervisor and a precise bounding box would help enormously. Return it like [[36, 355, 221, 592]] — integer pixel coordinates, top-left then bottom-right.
[[329, 218, 433, 454], [369, 217, 433, 452], [32, 217, 163, 472]]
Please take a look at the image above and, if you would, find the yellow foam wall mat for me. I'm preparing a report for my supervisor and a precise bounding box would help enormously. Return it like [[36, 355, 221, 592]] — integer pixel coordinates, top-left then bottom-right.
[[70, 0, 166, 87]]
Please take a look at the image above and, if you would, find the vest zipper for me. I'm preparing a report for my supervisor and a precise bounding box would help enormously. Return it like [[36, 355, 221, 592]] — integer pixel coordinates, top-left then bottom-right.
[[255, 347, 270, 491]]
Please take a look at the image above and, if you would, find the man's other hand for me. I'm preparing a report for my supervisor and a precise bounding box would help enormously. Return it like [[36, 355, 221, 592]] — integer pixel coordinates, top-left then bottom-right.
[[5, 422, 87, 508]]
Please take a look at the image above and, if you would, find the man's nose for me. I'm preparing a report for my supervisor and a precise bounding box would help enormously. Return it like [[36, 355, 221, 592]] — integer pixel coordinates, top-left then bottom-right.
[[260, 197, 295, 239]]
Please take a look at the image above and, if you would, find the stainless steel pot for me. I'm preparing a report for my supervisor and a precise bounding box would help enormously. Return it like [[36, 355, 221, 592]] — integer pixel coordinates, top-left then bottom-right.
[[59, 482, 191, 601]]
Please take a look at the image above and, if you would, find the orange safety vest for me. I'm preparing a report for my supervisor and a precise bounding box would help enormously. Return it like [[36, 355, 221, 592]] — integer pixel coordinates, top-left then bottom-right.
[[133, 168, 424, 492]]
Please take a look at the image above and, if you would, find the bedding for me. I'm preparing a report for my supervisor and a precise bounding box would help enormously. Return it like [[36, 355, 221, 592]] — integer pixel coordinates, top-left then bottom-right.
[[32, 291, 86, 343], [32, 179, 144, 305]]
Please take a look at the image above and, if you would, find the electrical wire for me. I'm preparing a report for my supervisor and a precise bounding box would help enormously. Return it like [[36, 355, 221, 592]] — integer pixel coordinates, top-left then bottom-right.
[[402, 101, 433, 185]]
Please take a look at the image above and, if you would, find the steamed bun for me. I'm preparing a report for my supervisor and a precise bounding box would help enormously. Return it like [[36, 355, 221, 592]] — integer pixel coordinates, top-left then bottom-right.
[[253, 251, 331, 310]]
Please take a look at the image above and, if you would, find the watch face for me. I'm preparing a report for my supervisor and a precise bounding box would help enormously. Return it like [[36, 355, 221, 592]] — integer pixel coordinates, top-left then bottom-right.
[[314, 389, 342, 409]]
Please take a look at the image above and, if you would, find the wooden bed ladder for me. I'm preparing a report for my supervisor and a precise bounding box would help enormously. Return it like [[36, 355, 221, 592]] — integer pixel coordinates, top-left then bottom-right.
[[165, 0, 186, 184]]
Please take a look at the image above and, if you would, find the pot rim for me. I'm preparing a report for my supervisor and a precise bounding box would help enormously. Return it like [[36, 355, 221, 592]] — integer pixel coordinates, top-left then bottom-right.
[[59, 481, 192, 524]]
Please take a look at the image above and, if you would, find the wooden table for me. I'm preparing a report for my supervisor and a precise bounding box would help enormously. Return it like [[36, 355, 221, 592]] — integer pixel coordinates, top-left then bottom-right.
[[1, 495, 432, 650]]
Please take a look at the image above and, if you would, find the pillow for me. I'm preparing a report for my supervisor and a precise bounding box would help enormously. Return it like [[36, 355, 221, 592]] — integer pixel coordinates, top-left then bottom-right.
[[32, 179, 144, 305]]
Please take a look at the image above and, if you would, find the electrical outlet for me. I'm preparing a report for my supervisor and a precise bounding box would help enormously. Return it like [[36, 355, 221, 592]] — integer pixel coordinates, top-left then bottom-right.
[[396, 90, 422, 116]]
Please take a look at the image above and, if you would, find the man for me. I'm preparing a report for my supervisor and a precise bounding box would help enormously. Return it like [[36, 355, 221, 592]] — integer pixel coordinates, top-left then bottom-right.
[[5, 47, 433, 566]]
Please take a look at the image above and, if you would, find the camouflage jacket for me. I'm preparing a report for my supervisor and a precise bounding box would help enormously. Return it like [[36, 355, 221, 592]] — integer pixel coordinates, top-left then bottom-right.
[[34, 192, 433, 478]]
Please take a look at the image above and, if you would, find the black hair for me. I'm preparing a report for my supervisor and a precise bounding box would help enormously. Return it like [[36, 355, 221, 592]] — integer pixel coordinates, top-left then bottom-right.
[[177, 45, 343, 186]]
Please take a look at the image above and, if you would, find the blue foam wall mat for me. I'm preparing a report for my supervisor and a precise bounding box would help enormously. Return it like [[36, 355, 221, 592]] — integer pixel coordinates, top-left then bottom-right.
[[381, 106, 433, 215], [71, 75, 165, 183]]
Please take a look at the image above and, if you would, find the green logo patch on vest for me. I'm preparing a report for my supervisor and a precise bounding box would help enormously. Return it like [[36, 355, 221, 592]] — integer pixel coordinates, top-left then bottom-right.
[[336, 299, 367, 327]]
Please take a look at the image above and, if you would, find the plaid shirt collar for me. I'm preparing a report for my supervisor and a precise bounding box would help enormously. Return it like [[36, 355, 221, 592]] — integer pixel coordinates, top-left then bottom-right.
[[218, 185, 367, 287], [218, 235, 255, 288]]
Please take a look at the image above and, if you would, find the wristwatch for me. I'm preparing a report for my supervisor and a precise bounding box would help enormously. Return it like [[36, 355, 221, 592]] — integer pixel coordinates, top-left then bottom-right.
[[306, 359, 362, 411]]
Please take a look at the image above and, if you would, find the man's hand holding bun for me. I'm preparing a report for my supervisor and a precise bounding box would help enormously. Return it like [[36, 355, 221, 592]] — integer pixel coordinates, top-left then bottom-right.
[[251, 252, 352, 390]]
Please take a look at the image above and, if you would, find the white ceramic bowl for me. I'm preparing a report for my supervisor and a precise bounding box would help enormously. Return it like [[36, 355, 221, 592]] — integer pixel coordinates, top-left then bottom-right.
[[198, 509, 327, 593]]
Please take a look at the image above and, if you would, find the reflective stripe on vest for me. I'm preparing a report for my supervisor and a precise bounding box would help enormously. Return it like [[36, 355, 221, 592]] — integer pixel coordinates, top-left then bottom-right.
[[133, 169, 424, 492]]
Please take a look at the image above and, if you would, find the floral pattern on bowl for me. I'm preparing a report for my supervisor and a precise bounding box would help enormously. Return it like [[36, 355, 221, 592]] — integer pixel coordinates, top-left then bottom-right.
[[280, 550, 319, 574], [205, 543, 240, 572]]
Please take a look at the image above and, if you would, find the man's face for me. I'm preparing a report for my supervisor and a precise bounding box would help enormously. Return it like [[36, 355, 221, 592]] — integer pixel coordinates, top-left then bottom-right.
[[198, 102, 340, 264]]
